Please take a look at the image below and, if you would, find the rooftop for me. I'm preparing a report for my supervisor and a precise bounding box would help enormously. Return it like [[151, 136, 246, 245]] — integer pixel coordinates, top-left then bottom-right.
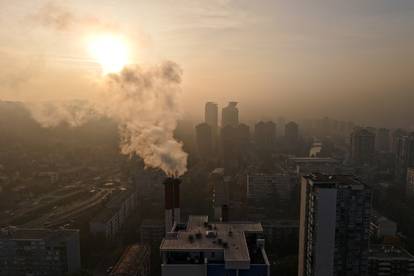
[[369, 245, 414, 259], [303, 173, 366, 189], [0, 227, 78, 242], [160, 216, 263, 267], [288, 157, 339, 163]]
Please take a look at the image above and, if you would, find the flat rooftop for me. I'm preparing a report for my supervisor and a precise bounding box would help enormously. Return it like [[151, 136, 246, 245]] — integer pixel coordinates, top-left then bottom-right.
[[369, 245, 414, 259], [288, 157, 339, 163], [160, 216, 263, 266], [0, 227, 78, 242], [303, 173, 366, 189]]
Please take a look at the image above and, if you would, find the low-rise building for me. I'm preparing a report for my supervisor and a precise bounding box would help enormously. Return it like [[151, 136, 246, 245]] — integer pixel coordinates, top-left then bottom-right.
[[370, 215, 397, 239], [369, 245, 414, 276], [90, 189, 138, 240], [407, 168, 414, 195], [0, 227, 81, 276], [160, 215, 270, 276], [110, 244, 151, 276]]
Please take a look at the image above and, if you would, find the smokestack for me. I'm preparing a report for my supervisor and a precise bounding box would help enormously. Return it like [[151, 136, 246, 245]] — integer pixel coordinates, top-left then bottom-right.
[[164, 177, 181, 233]]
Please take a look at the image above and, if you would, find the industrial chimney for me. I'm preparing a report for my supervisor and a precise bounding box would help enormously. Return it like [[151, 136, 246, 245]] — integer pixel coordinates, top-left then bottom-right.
[[163, 177, 181, 233]]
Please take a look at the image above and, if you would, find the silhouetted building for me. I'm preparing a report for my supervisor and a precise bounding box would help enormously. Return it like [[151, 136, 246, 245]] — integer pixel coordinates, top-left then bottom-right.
[[350, 128, 375, 165], [395, 133, 414, 181], [285, 121, 299, 142], [298, 174, 371, 276], [205, 102, 218, 129], [262, 220, 299, 248], [221, 125, 239, 162], [221, 102, 239, 127], [286, 157, 341, 176], [247, 173, 292, 206], [277, 117, 286, 137], [368, 245, 414, 276], [376, 128, 390, 152], [254, 121, 276, 150], [237, 123, 251, 147], [407, 168, 414, 196], [205, 102, 219, 149], [195, 122, 214, 159], [208, 168, 229, 221], [160, 216, 270, 276], [391, 129, 407, 154], [0, 227, 81, 276]]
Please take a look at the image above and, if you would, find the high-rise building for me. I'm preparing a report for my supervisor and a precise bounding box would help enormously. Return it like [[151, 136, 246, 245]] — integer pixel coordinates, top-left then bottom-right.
[[277, 117, 286, 137], [395, 133, 414, 181], [208, 168, 229, 221], [195, 122, 213, 159], [0, 227, 81, 276], [368, 245, 414, 276], [286, 157, 341, 176], [221, 102, 239, 127], [254, 121, 276, 150], [391, 128, 407, 154], [298, 173, 371, 276], [237, 123, 251, 147], [205, 102, 219, 150], [407, 168, 414, 195], [375, 128, 390, 152], [205, 102, 218, 129], [350, 128, 376, 165], [160, 215, 270, 276], [285, 121, 299, 142], [220, 125, 239, 162], [247, 173, 292, 206]]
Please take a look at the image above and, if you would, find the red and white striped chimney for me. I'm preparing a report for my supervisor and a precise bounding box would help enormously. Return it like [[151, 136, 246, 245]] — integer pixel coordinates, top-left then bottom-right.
[[164, 177, 181, 233]]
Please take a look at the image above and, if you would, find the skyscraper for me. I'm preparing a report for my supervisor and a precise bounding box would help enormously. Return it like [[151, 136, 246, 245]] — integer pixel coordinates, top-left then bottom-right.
[[254, 121, 276, 150], [285, 121, 299, 142], [195, 122, 213, 159], [350, 128, 375, 165], [375, 128, 390, 152], [391, 128, 407, 154], [204, 102, 219, 151], [395, 133, 414, 181], [221, 102, 239, 127], [298, 174, 371, 276], [205, 102, 218, 129]]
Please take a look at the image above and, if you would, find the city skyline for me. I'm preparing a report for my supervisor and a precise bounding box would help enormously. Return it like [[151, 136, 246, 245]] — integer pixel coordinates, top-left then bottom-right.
[[0, 0, 413, 126]]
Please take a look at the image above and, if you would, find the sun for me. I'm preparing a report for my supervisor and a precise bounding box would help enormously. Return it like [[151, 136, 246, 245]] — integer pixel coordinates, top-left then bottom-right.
[[87, 34, 129, 74]]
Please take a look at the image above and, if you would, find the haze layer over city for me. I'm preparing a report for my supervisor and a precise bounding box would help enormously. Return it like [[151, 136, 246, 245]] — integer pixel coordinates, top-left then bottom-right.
[[0, 1, 414, 276]]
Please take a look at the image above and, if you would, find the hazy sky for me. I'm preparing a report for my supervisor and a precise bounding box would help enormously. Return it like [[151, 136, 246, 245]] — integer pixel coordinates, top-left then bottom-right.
[[0, 0, 413, 127]]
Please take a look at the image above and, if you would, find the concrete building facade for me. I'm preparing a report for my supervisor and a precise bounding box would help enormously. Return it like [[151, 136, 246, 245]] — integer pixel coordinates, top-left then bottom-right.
[[298, 173, 371, 276]]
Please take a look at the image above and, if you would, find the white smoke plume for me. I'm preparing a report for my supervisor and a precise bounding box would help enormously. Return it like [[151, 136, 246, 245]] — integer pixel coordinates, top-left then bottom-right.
[[27, 100, 98, 127], [27, 61, 188, 177]]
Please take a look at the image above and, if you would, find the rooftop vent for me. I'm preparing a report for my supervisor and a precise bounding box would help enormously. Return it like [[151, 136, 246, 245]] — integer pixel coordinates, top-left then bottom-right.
[[206, 231, 217, 238]]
